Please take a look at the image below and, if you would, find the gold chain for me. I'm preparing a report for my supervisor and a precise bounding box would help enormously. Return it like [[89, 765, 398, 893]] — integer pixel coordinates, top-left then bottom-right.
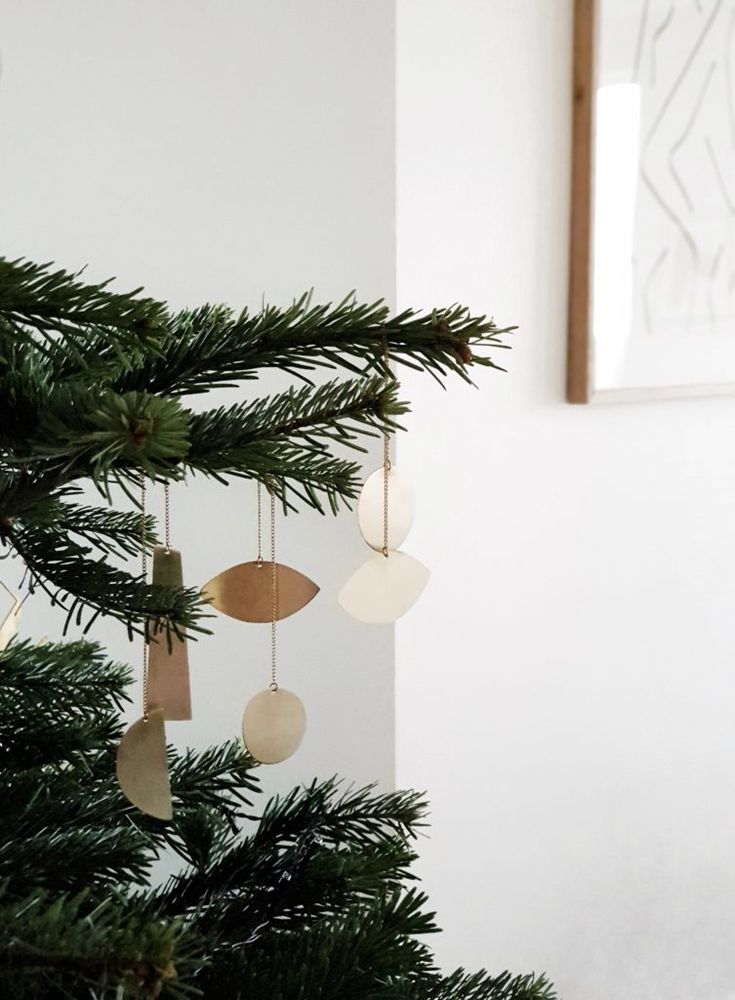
[[256, 481, 263, 566], [381, 330, 391, 558], [269, 491, 278, 691], [140, 477, 149, 720], [164, 481, 171, 553]]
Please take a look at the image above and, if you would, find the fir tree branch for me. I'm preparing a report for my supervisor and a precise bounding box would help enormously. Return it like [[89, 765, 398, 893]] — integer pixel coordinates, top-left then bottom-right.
[[108, 296, 512, 397], [5, 520, 209, 637], [0, 256, 166, 340], [0, 889, 195, 1000]]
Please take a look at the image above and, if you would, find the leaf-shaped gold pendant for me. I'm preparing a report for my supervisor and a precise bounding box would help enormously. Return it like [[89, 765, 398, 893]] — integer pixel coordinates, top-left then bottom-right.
[[338, 551, 430, 624], [201, 561, 319, 622], [115, 708, 172, 820], [148, 547, 192, 721]]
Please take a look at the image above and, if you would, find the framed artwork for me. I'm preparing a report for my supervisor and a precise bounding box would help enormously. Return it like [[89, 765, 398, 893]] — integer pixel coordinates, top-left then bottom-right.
[[568, 0, 735, 403]]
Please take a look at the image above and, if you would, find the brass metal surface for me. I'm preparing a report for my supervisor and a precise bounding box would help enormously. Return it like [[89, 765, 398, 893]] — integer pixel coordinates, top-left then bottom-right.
[[242, 687, 306, 764], [201, 561, 319, 623], [148, 547, 192, 720], [116, 708, 173, 820]]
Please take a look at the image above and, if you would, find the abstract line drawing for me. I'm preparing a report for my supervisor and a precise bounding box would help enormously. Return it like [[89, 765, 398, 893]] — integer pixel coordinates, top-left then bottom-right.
[[667, 61, 715, 211], [631, 0, 734, 344], [571, 0, 735, 399]]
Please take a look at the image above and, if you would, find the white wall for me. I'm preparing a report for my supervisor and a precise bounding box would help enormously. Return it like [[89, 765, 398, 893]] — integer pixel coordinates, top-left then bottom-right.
[[397, 2, 735, 998], [0, 0, 396, 793]]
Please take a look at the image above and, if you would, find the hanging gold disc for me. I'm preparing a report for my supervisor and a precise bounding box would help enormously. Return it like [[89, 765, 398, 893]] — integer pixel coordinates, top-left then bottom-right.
[[201, 561, 319, 622], [148, 546, 192, 720], [358, 466, 416, 552], [242, 687, 306, 764], [116, 708, 173, 820], [338, 550, 430, 624]]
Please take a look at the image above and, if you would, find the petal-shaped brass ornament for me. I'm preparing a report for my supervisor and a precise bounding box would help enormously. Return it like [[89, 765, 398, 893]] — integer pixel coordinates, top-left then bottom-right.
[[338, 550, 430, 624], [201, 561, 319, 622], [242, 687, 306, 764], [358, 467, 416, 552], [148, 547, 192, 720], [116, 708, 173, 820], [0, 581, 21, 653]]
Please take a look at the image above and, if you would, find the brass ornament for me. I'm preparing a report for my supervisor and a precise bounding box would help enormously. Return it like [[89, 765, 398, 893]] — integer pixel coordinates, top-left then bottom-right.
[[201, 560, 319, 622], [116, 478, 174, 819], [115, 708, 173, 820], [340, 333, 429, 623], [338, 550, 430, 624], [242, 687, 306, 764], [240, 489, 306, 765], [202, 482, 318, 622], [0, 580, 21, 652], [358, 466, 415, 551], [148, 544, 192, 721]]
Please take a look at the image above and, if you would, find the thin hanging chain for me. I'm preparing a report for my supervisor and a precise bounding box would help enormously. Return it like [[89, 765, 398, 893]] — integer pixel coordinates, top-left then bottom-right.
[[382, 329, 391, 558], [256, 481, 263, 566], [140, 477, 149, 720], [269, 491, 278, 690], [164, 481, 171, 553]]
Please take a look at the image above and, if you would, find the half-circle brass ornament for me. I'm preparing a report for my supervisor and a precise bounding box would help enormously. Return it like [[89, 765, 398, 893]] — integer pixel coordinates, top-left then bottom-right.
[[338, 550, 430, 624], [115, 708, 173, 820], [242, 686, 306, 764], [0, 579, 21, 652], [201, 560, 319, 623]]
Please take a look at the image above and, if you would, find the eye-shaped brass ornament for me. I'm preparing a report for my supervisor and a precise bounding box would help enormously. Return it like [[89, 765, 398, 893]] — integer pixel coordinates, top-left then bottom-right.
[[116, 708, 173, 820], [0, 580, 21, 653], [201, 560, 319, 623], [202, 482, 318, 623], [338, 550, 430, 624]]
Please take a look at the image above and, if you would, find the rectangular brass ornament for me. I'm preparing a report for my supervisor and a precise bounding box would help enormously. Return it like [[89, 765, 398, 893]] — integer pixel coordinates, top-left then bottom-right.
[[148, 546, 192, 721]]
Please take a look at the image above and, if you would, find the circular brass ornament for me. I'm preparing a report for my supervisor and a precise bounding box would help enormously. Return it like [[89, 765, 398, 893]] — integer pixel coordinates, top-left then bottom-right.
[[242, 687, 306, 764], [358, 467, 415, 551]]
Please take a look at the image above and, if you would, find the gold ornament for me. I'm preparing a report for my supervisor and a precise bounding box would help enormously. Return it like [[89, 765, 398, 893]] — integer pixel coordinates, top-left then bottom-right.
[[242, 490, 307, 765], [148, 486, 192, 721], [242, 687, 306, 764], [201, 484, 318, 622], [339, 334, 430, 623], [116, 478, 173, 819], [337, 549, 429, 624], [115, 708, 172, 820], [358, 466, 415, 551]]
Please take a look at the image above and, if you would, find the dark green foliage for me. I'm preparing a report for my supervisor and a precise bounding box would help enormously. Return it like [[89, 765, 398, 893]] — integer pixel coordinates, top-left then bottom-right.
[[0, 256, 512, 636], [0, 256, 554, 999], [0, 640, 554, 1000]]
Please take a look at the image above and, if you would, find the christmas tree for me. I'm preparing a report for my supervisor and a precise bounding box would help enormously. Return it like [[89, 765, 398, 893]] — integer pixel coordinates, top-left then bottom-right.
[[0, 256, 554, 998]]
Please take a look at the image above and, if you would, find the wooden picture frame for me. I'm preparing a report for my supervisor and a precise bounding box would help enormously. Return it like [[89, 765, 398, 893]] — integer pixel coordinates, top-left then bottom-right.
[[567, 0, 735, 404], [568, 0, 595, 404]]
